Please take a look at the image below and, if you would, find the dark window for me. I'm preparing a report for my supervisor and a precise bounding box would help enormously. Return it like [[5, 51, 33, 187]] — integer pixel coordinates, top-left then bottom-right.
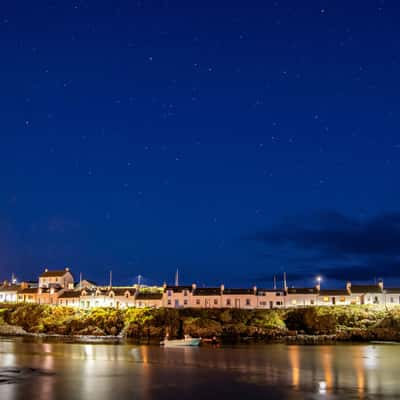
[[246, 299, 251, 306], [226, 299, 231, 306], [184, 299, 188, 305], [214, 299, 218, 305], [196, 299, 200, 305], [167, 299, 172, 305]]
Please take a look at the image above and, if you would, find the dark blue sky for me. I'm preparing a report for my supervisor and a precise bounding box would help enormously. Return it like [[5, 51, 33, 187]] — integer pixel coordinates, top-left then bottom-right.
[[1, 1, 399, 288]]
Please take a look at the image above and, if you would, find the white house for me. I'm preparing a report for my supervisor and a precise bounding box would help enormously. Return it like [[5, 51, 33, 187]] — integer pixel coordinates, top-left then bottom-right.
[[221, 287, 258, 309], [191, 287, 223, 308], [39, 268, 74, 289], [347, 282, 385, 305], [317, 289, 352, 306], [0, 284, 20, 303], [285, 288, 319, 307], [162, 285, 194, 308], [384, 288, 400, 306], [256, 289, 285, 309]]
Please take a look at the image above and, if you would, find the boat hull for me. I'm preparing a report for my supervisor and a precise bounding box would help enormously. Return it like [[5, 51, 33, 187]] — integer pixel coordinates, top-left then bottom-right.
[[161, 338, 201, 347]]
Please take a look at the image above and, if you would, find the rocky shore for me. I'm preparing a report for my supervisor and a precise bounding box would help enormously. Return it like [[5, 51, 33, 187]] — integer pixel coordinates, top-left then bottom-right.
[[1, 304, 400, 344]]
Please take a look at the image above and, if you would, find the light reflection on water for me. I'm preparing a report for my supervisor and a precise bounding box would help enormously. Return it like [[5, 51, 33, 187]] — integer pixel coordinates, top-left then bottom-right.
[[0, 339, 399, 399]]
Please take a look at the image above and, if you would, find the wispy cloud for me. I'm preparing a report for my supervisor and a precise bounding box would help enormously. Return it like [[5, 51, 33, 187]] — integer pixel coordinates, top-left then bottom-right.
[[244, 211, 400, 282]]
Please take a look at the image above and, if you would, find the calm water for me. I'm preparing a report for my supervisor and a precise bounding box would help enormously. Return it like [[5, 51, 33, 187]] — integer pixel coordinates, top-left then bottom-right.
[[0, 338, 399, 399]]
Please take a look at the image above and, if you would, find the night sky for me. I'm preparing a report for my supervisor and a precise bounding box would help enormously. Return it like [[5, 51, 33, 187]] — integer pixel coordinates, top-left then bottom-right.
[[1, 1, 400, 289]]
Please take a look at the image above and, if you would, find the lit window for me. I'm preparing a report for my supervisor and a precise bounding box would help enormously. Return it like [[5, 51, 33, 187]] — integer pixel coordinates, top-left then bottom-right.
[[292, 299, 297, 305], [323, 297, 329, 302], [340, 297, 346, 302]]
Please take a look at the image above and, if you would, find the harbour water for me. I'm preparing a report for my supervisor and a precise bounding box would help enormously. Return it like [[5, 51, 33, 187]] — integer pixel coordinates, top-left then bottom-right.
[[0, 338, 399, 399]]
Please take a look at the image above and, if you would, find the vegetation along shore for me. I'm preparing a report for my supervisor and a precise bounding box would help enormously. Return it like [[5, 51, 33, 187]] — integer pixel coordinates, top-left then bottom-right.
[[1, 304, 400, 344]]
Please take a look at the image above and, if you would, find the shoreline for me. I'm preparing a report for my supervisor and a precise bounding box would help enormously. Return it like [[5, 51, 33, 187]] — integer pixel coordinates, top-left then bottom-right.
[[2, 304, 400, 345], [1, 324, 399, 346]]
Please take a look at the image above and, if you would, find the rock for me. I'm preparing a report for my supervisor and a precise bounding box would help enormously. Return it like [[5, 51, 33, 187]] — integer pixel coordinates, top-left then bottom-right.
[[0, 324, 27, 336]]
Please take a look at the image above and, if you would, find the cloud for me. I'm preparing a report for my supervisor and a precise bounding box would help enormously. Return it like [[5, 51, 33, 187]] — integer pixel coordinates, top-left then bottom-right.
[[247, 211, 400, 257], [245, 211, 400, 283]]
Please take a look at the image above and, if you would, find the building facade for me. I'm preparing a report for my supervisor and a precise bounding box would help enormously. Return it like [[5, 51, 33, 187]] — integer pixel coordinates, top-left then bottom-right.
[[2, 268, 400, 310]]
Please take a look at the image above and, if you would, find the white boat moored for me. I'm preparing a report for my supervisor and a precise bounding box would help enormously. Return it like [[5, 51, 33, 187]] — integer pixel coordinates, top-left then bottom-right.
[[160, 336, 201, 347]]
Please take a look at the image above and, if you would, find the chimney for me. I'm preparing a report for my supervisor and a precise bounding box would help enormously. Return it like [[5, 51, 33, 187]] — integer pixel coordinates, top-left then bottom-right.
[[346, 281, 351, 294], [65, 267, 70, 272], [378, 279, 384, 291], [220, 283, 224, 293], [283, 272, 287, 291], [253, 285, 257, 294], [192, 283, 197, 291], [44, 268, 48, 272]]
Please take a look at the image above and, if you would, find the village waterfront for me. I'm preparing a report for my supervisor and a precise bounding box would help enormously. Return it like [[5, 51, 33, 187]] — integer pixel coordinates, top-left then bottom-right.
[[1, 337, 400, 400]]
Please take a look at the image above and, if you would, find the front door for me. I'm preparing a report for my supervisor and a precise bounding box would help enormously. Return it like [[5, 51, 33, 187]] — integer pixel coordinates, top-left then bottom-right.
[[235, 298, 240, 308]]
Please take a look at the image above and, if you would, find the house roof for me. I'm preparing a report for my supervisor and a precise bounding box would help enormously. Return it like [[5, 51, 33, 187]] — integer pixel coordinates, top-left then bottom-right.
[[384, 288, 400, 294], [350, 285, 382, 294], [0, 285, 20, 292], [59, 291, 81, 299], [19, 288, 38, 294], [136, 292, 163, 300], [111, 288, 136, 296], [193, 288, 221, 296], [286, 288, 318, 295], [164, 285, 193, 293], [40, 270, 70, 278], [319, 289, 349, 296], [223, 288, 255, 295]]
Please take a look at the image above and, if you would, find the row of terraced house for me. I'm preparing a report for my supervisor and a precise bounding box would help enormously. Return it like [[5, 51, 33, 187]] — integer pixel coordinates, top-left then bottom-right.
[[1, 267, 400, 309]]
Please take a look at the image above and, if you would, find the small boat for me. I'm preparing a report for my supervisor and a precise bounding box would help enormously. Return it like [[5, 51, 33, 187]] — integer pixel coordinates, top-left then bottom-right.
[[160, 335, 201, 347]]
